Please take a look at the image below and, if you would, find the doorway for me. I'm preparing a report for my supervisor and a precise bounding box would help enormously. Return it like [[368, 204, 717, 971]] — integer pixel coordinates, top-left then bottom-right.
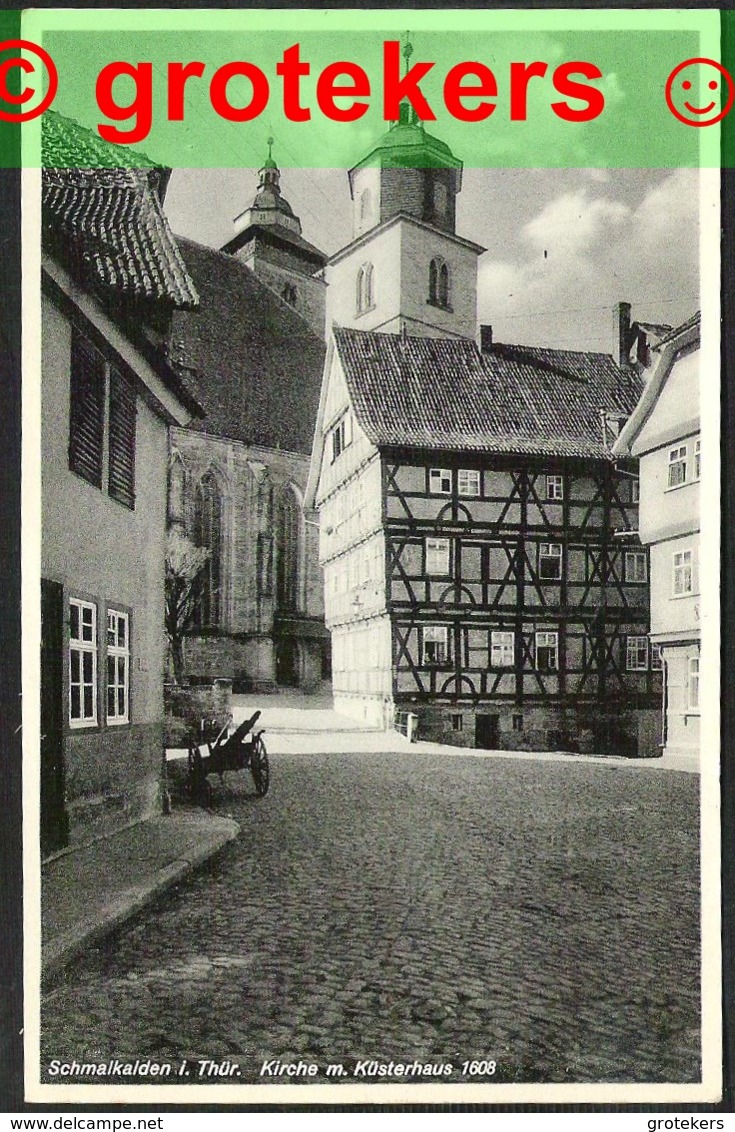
[[275, 638, 300, 687], [475, 713, 500, 750], [41, 579, 67, 855]]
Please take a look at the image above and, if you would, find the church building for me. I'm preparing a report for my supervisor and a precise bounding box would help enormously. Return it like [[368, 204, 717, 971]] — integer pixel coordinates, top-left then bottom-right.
[[168, 147, 329, 691], [307, 107, 662, 756]]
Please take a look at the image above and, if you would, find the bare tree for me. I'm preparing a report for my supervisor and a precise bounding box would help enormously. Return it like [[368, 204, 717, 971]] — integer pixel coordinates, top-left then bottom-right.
[[165, 529, 210, 684]]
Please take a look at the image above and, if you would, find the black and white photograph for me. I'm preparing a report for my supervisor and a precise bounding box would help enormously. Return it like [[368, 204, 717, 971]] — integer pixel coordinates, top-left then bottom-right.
[[18, 11, 721, 1107]]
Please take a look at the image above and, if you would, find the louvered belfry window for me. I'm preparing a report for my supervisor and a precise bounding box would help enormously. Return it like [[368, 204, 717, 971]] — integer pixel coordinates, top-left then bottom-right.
[[108, 367, 136, 509], [69, 330, 105, 487]]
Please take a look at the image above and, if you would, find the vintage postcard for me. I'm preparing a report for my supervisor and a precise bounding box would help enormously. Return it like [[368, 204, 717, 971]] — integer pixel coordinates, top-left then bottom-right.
[[15, 7, 722, 1107]]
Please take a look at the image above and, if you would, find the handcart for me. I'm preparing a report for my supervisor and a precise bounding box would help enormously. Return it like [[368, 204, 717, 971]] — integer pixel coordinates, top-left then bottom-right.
[[187, 710, 269, 805]]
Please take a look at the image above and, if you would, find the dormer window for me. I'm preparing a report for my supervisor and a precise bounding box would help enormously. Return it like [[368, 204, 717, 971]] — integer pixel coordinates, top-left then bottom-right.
[[356, 262, 374, 316], [428, 257, 450, 310]]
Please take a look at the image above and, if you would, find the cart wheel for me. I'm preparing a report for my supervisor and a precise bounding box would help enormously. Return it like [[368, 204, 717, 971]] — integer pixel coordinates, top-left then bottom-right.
[[250, 733, 270, 797]]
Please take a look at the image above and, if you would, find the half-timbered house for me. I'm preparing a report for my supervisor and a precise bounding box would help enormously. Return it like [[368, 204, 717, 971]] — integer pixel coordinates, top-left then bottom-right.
[[306, 107, 662, 756]]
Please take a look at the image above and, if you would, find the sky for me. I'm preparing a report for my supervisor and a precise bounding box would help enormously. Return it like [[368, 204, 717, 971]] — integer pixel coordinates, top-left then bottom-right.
[[163, 155, 702, 350], [165, 159, 700, 356]]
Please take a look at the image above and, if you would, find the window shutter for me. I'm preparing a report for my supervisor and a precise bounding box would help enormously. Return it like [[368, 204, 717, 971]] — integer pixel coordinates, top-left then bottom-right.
[[108, 367, 136, 509], [69, 331, 105, 487]]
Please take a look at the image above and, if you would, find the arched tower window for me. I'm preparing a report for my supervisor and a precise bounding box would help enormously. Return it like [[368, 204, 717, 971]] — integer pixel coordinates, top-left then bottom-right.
[[282, 282, 298, 306], [356, 262, 374, 316], [359, 188, 372, 226], [277, 486, 303, 613], [429, 257, 450, 309], [193, 470, 223, 630]]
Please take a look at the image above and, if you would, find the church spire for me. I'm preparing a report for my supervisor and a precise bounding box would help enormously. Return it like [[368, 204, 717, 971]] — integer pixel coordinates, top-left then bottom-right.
[[392, 31, 421, 128], [257, 135, 281, 193]]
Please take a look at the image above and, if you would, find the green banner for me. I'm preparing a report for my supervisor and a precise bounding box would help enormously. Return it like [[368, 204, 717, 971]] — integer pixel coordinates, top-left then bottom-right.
[[2, 9, 725, 168]]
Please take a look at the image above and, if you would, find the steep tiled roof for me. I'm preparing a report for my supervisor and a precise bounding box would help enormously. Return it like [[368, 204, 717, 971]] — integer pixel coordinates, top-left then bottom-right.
[[334, 328, 644, 459], [654, 310, 700, 348], [42, 112, 199, 309], [169, 237, 326, 453]]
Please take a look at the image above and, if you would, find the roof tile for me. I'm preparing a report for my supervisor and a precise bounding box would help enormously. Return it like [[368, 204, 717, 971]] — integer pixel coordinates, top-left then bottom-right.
[[42, 113, 199, 310], [169, 237, 326, 454], [334, 328, 644, 460]]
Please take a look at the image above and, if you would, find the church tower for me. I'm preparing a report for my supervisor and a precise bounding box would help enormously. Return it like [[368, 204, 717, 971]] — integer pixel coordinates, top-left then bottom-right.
[[222, 139, 328, 339], [327, 39, 485, 341]]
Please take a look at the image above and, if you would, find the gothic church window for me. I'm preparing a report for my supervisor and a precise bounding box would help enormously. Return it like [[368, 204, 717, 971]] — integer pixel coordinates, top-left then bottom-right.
[[168, 455, 185, 525], [356, 262, 374, 315], [428, 257, 450, 309], [193, 470, 223, 630], [277, 486, 302, 612]]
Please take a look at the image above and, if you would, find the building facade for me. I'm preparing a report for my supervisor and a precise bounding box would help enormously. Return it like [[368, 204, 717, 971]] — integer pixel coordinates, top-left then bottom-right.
[[613, 314, 700, 759], [166, 153, 329, 691], [41, 114, 202, 853], [307, 114, 662, 755]]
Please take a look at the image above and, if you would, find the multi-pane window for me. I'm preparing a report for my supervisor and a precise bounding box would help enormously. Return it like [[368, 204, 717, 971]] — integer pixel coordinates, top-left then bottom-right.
[[106, 609, 130, 724], [429, 468, 452, 494], [331, 412, 353, 462], [625, 550, 648, 583], [538, 543, 562, 580], [668, 444, 688, 488], [535, 631, 558, 672], [69, 599, 97, 726], [356, 262, 374, 314], [422, 625, 450, 665], [546, 474, 563, 501], [673, 548, 693, 595], [688, 656, 700, 711], [694, 438, 701, 480], [425, 537, 451, 575], [69, 329, 136, 509], [650, 643, 663, 670], [451, 713, 463, 732], [458, 469, 481, 496], [626, 635, 649, 671], [490, 631, 514, 667]]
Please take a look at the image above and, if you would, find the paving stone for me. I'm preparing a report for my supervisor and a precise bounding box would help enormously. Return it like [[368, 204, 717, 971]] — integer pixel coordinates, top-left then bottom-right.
[[41, 750, 700, 1086]]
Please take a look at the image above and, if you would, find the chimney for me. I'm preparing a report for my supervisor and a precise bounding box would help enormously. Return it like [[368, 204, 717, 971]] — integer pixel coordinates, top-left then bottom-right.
[[614, 302, 632, 366], [480, 324, 493, 352]]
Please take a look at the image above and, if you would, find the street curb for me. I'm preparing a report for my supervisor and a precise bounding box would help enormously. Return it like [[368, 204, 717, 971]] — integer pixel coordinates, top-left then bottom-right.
[[41, 817, 240, 987]]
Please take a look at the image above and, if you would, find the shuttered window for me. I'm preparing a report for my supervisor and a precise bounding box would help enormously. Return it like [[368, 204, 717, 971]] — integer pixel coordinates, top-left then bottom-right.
[[108, 367, 136, 509], [69, 330, 105, 487]]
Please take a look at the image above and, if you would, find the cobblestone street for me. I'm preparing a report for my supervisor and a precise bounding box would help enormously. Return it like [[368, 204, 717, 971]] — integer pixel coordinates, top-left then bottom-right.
[[41, 748, 700, 1086]]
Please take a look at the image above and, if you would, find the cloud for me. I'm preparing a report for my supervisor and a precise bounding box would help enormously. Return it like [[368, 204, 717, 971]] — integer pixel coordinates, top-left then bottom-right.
[[478, 170, 699, 350], [522, 189, 629, 259]]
